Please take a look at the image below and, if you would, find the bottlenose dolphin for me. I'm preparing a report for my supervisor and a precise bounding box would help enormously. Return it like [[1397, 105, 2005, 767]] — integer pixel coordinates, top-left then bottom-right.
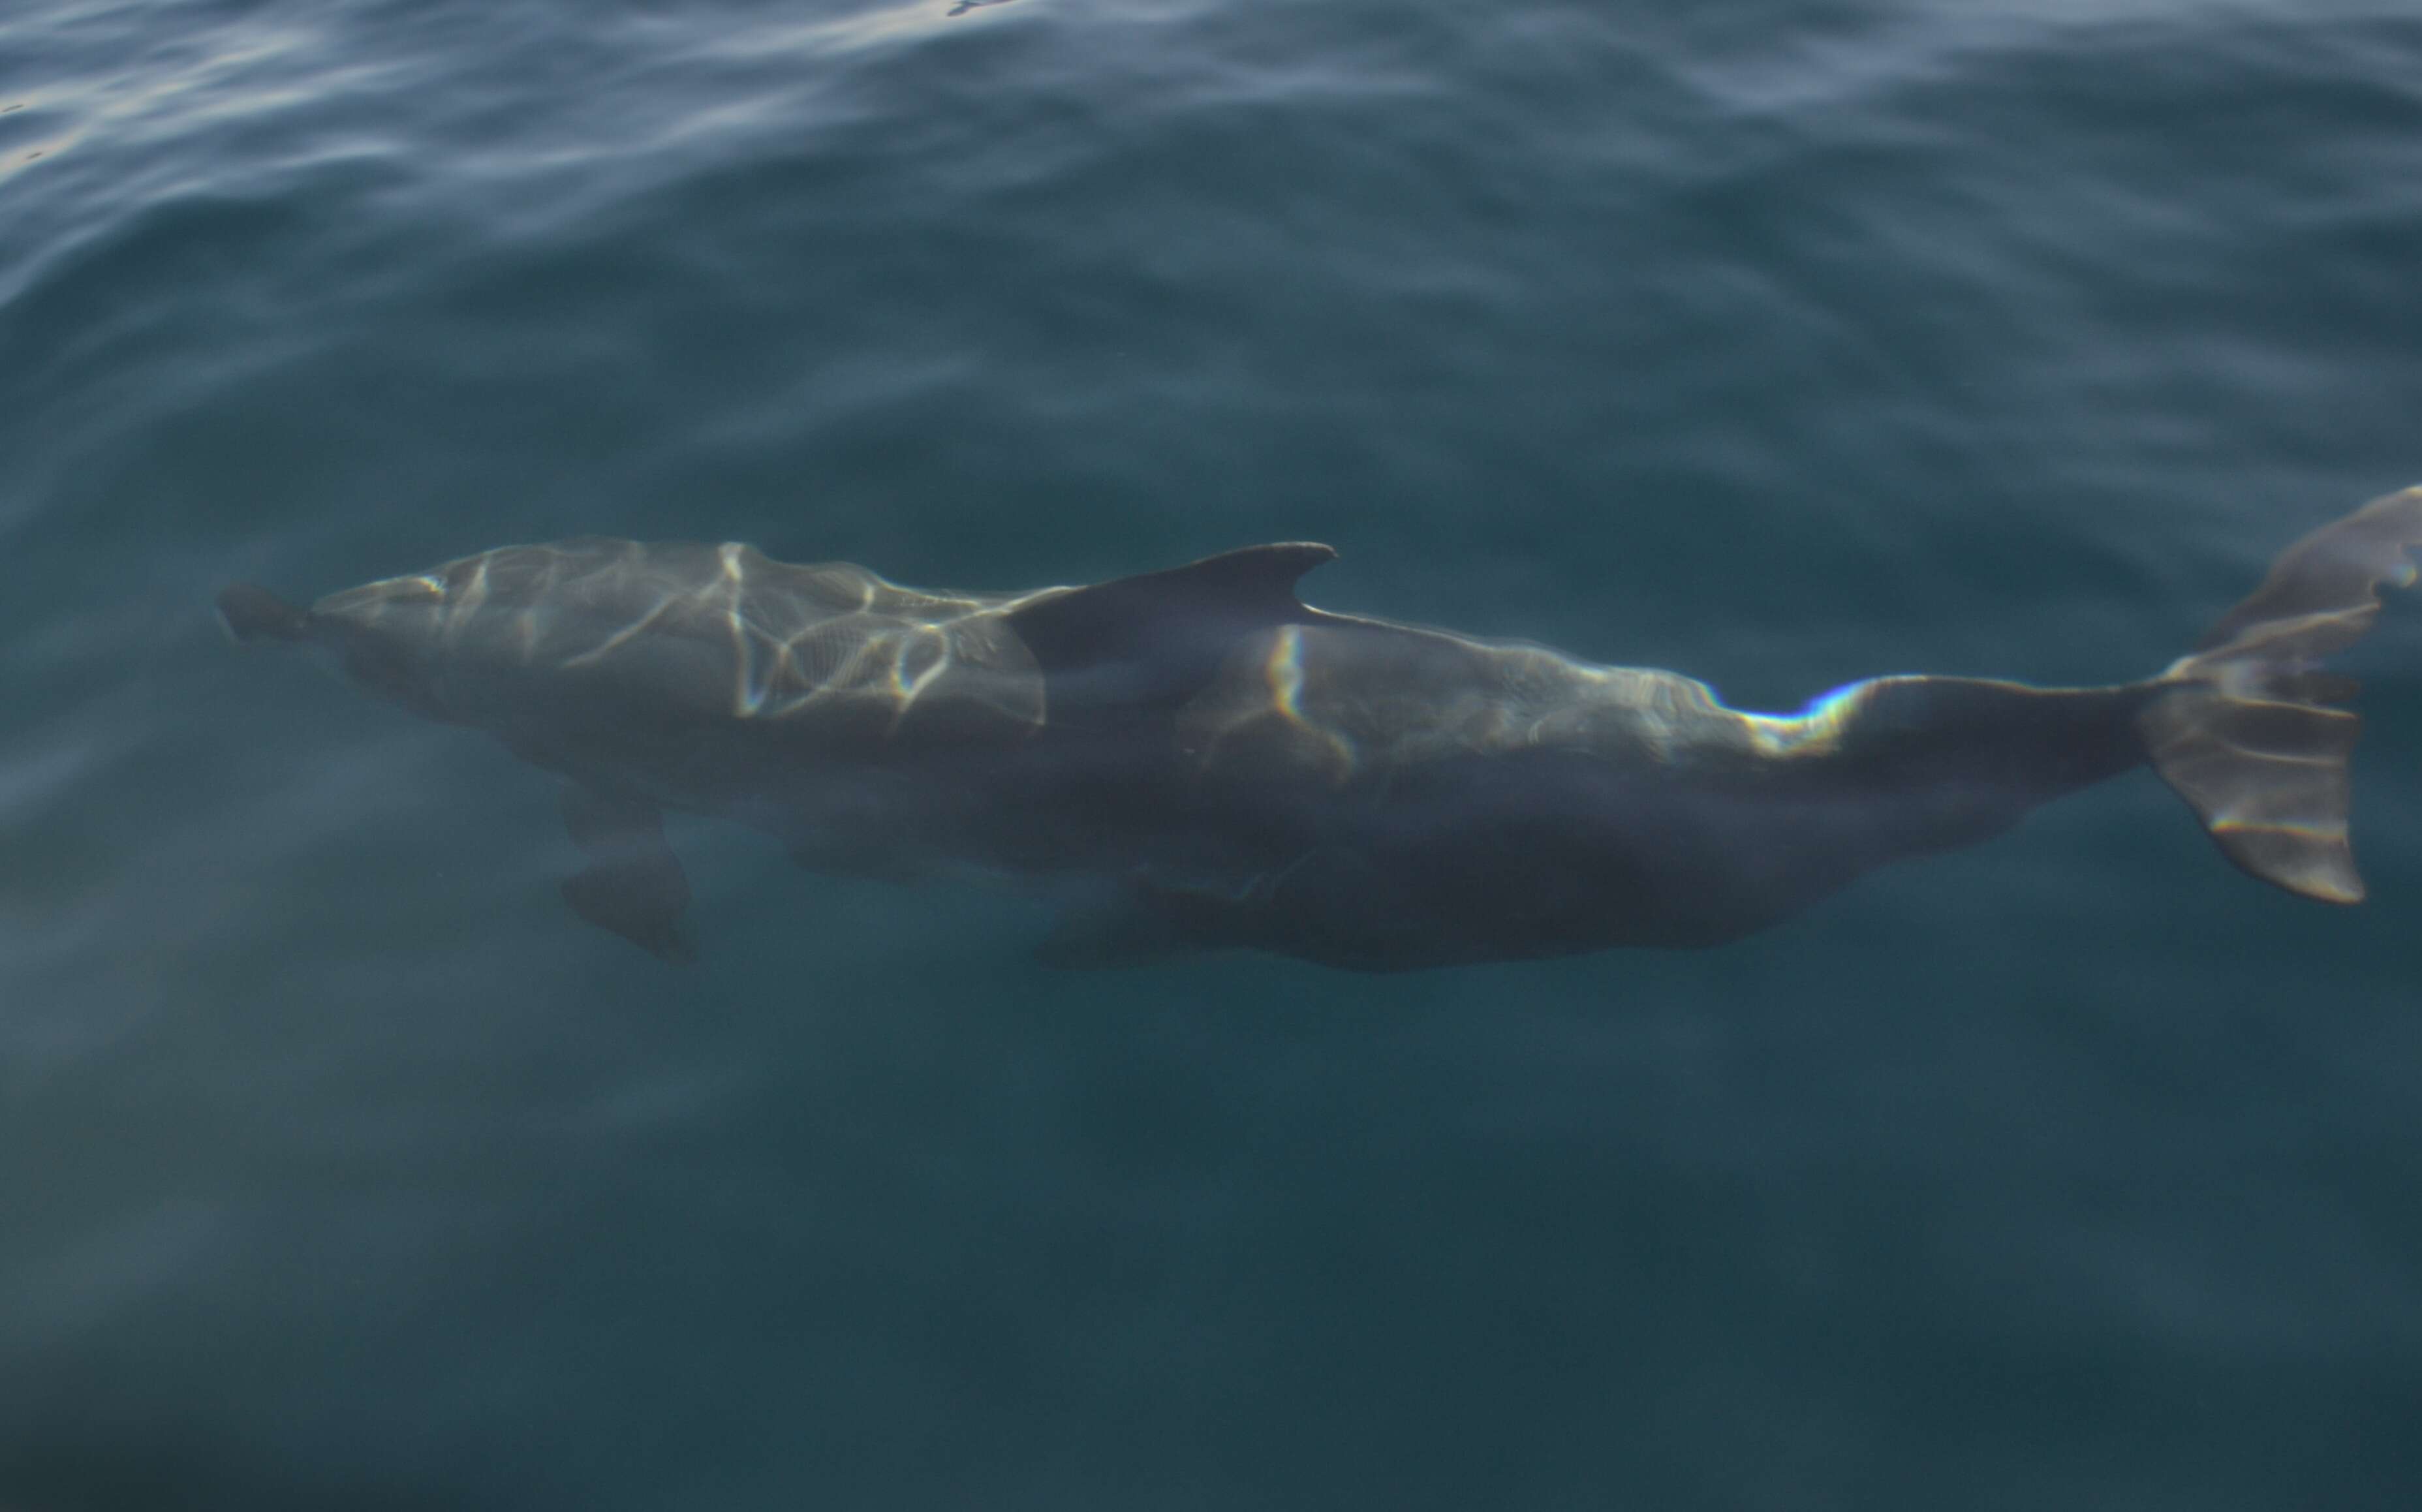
[[219, 487, 2422, 970]]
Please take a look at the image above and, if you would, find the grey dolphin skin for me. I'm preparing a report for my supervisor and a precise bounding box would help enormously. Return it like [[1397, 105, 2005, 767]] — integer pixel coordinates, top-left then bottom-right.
[[218, 487, 2422, 970]]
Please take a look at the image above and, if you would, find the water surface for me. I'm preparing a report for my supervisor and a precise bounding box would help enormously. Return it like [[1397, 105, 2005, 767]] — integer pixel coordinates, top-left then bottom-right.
[[4, 1, 2421, 1507]]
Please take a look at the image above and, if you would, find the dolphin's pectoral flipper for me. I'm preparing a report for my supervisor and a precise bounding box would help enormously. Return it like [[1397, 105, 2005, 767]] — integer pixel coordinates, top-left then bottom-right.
[[2143, 486, 2422, 903], [559, 784, 696, 963]]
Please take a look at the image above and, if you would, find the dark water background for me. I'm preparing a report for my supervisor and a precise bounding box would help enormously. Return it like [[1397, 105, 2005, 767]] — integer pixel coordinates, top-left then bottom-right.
[[6, 1, 2422, 1507]]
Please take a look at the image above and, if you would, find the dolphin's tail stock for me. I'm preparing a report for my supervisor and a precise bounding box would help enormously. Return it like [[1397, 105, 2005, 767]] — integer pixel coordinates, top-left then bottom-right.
[[2141, 486, 2422, 903], [216, 583, 310, 645]]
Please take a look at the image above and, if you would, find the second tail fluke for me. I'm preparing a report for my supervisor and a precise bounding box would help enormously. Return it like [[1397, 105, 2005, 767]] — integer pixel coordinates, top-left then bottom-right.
[[2141, 486, 2422, 903]]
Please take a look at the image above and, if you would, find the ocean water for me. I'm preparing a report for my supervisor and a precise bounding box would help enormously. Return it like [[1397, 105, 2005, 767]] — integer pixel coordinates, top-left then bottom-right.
[[5, 0, 2422, 1507]]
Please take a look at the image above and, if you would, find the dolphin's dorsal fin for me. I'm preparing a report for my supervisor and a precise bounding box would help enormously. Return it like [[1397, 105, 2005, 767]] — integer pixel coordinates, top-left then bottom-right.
[[1006, 542, 1337, 677]]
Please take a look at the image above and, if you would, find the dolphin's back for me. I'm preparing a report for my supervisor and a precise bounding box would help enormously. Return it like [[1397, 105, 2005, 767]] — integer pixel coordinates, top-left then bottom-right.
[[422, 538, 1054, 756], [1170, 615, 1747, 786]]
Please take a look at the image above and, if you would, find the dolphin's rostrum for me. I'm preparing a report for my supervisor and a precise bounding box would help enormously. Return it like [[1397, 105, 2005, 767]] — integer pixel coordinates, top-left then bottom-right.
[[220, 487, 2422, 969]]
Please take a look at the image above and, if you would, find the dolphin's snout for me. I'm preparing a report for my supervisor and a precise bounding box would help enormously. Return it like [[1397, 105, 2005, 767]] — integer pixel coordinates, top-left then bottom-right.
[[313, 572, 447, 624], [301, 572, 456, 720]]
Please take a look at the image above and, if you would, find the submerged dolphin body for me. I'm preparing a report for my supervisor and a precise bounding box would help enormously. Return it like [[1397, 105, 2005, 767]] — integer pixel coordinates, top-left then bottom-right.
[[220, 488, 2422, 969]]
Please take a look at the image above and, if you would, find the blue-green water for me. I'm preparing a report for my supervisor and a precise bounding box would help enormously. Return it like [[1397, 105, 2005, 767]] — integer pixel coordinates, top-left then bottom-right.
[[6, 1, 2422, 1507]]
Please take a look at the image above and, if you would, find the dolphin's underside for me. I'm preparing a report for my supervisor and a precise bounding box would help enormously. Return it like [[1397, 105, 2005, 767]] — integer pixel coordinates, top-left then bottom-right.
[[219, 487, 2422, 969]]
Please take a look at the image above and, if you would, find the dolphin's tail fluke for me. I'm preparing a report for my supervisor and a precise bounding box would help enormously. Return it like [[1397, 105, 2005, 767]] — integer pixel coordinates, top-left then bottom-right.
[[216, 583, 310, 644], [2141, 486, 2422, 903]]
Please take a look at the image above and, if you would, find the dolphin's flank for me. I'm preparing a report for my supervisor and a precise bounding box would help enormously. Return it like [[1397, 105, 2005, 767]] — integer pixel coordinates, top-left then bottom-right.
[[219, 488, 2422, 969]]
